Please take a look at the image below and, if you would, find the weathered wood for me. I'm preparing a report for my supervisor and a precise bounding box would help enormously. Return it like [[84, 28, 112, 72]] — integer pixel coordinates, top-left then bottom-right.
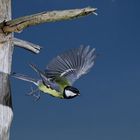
[[0, 7, 97, 34], [0, 0, 13, 140], [0, 0, 13, 74], [0, 73, 13, 140], [13, 37, 42, 54]]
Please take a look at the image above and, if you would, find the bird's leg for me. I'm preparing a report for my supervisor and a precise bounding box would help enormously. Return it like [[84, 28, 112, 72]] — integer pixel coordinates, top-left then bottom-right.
[[26, 86, 39, 96], [33, 91, 41, 102], [26, 86, 41, 101]]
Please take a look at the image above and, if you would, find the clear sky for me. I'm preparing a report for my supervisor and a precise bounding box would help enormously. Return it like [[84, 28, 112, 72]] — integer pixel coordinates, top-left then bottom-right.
[[11, 0, 140, 140]]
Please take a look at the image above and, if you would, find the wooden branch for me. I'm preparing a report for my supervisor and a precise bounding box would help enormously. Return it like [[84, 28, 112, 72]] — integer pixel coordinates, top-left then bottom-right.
[[0, 7, 97, 33], [0, 0, 13, 140], [13, 38, 42, 54]]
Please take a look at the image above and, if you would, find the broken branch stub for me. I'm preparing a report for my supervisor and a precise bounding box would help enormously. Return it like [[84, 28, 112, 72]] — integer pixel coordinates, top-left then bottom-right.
[[13, 38, 42, 54]]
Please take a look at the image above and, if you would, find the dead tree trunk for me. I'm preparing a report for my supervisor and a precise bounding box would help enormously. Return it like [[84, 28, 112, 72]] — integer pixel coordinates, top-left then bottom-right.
[[0, 0, 13, 140], [0, 0, 97, 139]]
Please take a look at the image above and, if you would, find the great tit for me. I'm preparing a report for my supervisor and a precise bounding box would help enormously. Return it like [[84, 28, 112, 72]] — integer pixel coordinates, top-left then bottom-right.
[[13, 46, 96, 100]]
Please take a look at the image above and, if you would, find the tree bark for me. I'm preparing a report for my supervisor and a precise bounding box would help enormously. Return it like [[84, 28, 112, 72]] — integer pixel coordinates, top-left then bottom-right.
[[0, 73, 13, 140], [0, 0, 13, 140]]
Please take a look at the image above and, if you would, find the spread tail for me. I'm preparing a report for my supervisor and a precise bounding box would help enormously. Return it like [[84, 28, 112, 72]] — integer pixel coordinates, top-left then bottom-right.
[[12, 73, 38, 85]]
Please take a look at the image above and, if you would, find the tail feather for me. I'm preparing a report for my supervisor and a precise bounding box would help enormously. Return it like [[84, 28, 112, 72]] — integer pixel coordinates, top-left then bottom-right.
[[12, 73, 38, 85]]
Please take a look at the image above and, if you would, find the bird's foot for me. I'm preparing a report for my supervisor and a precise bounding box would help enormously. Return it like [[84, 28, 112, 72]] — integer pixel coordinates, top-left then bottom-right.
[[33, 92, 41, 102], [26, 86, 41, 101]]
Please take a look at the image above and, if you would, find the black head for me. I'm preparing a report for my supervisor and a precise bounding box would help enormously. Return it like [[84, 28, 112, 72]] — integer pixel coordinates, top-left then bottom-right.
[[63, 86, 80, 99]]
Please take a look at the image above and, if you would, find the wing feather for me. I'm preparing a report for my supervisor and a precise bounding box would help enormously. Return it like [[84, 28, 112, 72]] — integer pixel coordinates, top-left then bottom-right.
[[45, 46, 96, 85]]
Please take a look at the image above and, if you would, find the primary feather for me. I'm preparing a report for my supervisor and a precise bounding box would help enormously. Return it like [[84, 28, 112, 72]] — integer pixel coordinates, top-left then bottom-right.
[[45, 46, 96, 85]]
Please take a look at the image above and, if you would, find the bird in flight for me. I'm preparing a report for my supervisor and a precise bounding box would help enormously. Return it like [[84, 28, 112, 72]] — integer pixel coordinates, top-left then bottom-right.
[[13, 46, 96, 100]]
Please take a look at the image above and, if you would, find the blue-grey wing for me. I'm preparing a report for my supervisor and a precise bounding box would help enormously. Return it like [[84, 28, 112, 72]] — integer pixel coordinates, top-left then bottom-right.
[[29, 64, 61, 92], [45, 46, 96, 85]]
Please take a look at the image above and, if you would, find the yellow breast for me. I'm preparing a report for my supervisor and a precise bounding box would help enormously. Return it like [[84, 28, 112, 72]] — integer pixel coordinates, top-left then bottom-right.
[[38, 83, 64, 99]]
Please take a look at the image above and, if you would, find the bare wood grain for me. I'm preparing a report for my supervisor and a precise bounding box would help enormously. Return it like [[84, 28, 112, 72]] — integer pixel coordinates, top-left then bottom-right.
[[0, 7, 97, 33], [14, 38, 42, 54], [0, 73, 13, 140], [0, 0, 13, 140]]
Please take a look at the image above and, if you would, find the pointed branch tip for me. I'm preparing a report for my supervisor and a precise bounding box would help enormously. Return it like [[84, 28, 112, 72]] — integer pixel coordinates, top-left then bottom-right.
[[13, 38, 42, 54], [0, 7, 97, 34]]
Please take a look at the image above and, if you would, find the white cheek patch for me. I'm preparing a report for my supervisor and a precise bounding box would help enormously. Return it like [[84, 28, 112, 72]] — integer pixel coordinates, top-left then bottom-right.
[[65, 90, 76, 97]]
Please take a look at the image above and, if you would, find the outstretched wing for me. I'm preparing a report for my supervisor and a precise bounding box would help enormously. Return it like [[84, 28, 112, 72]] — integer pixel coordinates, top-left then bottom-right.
[[45, 46, 96, 85]]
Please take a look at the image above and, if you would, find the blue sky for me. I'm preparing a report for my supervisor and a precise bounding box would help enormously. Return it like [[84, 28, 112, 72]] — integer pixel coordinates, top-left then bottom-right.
[[11, 0, 140, 140]]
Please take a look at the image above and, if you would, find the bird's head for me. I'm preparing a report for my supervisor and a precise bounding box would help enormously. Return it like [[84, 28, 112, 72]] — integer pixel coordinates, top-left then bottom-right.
[[63, 86, 80, 99]]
